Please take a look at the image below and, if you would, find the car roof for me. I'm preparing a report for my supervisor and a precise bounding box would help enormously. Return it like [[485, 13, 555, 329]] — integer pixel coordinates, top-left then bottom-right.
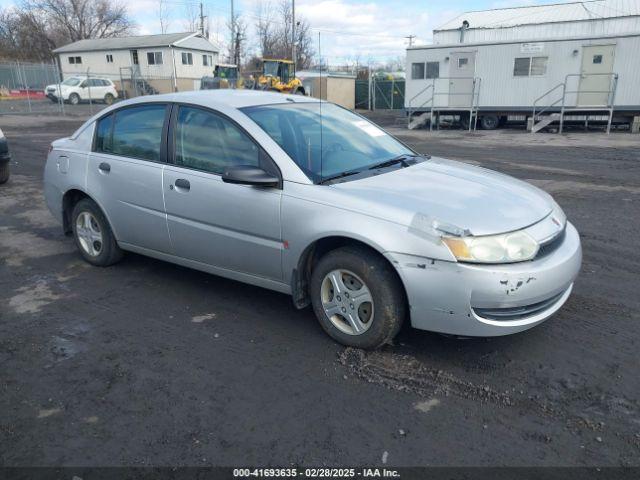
[[118, 89, 319, 110]]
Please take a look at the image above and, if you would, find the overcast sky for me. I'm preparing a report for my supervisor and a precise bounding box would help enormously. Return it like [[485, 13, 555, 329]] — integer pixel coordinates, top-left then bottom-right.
[[2, 0, 565, 64]]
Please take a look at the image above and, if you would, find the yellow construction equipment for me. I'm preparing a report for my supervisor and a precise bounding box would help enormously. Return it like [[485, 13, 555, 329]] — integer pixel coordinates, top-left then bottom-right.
[[255, 59, 305, 95]]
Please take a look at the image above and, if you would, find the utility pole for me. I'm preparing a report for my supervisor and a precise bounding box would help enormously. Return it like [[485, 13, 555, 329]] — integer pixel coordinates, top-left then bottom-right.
[[405, 35, 416, 47], [291, 0, 296, 70], [199, 2, 205, 37]]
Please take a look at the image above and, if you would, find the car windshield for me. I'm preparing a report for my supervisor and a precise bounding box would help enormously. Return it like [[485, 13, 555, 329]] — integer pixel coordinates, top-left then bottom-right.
[[62, 78, 82, 86], [242, 102, 415, 183]]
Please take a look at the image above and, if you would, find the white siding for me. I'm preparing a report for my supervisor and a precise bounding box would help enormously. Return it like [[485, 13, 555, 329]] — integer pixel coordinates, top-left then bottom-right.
[[435, 16, 640, 44], [406, 35, 640, 109], [59, 46, 219, 81]]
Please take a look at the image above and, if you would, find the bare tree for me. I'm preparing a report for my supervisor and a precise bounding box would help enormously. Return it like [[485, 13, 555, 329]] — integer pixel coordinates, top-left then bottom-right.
[[253, 0, 313, 69], [158, 0, 170, 34], [22, 0, 134, 42], [182, 2, 199, 32]]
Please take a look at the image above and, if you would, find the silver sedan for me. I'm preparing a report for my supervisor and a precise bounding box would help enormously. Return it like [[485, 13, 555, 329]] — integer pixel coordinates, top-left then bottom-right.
[[43, 90, 581, 348]]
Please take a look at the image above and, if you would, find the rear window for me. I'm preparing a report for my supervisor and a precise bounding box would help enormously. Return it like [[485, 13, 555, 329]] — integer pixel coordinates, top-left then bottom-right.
[[94, 104, 166, 161]]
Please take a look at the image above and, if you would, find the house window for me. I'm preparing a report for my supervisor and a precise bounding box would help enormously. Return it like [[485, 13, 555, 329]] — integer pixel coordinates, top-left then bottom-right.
[[411, 63, 425, 80], [147, 52, 163, 65], [106, 54, 113, 63], [203, 54, 213, 66], [131, 50, 139, 65], [457, 57, 469, 69], [514, 56, 548, 76], [68, 56, 82, 64], [181, 52, 193, 65], [593, 54, 603, 64], [426, 62, 439, 79]]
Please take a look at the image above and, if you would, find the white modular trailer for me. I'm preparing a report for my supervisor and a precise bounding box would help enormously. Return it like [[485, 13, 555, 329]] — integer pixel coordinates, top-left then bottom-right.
[[406, 33, 640, 117]]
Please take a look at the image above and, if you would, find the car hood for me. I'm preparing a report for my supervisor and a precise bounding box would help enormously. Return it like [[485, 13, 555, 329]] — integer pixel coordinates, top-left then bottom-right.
[[330, 157, 553, 236]]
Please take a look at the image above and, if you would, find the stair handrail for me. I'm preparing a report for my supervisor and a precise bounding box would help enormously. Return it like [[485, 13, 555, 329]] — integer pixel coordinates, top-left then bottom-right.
[[407, 82, 434, 127], [532, 82, 565, 121]]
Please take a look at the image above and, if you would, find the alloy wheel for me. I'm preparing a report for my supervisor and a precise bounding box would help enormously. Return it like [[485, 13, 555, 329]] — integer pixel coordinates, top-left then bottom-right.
[[320, 269, 374, 335], [75, 211, 103, 257]]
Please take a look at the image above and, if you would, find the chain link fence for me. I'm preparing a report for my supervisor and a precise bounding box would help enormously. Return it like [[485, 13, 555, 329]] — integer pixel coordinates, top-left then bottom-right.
[[0, 61, 204, 116]]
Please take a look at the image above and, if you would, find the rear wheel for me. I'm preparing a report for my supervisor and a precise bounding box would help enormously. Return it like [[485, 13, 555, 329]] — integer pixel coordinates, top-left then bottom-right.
[[71, 198, 123, 266], [310, 246, 405, 349], [104, 93, 114, 105], [0, 162, 9, 184], [68, 93, 80, 105], [480, 114, 500, 130]]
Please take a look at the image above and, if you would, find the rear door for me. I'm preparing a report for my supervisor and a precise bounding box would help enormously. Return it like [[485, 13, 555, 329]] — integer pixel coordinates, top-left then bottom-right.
[[163, 104, 283, 281], [449, 51, 476, 107], [87, 103, 173, 254], [578, 45, 616, 106]]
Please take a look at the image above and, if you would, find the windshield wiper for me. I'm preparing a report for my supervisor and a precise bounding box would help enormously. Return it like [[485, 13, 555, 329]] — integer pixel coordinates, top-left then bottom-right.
[[319, 169, 363, 185], [368, 153, 427, 170]]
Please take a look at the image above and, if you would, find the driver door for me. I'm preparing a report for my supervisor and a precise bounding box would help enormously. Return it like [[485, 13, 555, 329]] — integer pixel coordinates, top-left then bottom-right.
[[163, 105, 284, 281]]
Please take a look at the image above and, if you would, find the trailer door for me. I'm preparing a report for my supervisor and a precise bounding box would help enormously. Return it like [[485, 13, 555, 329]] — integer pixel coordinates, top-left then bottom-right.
[[449, 52, 476, 108], [578, 45, 615, 106]]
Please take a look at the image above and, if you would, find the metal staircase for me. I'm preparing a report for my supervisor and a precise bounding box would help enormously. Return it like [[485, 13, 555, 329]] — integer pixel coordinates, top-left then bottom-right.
[[406, 78, 481, 132], [530, 73, 618, 134]]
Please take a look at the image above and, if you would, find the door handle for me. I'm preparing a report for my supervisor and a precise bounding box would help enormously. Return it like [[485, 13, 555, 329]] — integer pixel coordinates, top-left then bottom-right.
[[174, 178, 190, 191], [98, 162, 111, 173]]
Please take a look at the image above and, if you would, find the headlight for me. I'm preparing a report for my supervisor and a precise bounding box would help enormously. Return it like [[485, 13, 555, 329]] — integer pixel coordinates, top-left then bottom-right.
[[442, 230, 539, 263]]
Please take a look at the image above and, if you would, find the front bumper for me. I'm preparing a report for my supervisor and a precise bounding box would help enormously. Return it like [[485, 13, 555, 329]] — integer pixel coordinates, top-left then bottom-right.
[[387, 221, 582, 336]]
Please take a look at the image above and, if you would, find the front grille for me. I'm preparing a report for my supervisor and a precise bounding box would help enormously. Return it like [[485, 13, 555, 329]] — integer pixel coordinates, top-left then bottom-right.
[[536, 228, 566, 259], [473, 290, 566, 321]]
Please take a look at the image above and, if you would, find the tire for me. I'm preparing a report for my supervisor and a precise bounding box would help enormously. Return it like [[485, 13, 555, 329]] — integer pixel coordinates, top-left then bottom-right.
[[0, 162, 9, 184], [294, 88, 305, 96], [68, 93, 80, 105], [104, 93, 114, 105], [310, 246, 406, 349], [459, 114, 470, 130], [479, 114, 500, 130], [71, 198, 123, 267]]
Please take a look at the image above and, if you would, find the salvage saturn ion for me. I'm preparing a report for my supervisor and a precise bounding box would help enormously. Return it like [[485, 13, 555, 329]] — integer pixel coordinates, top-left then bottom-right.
[[43, 90, 581, 349]]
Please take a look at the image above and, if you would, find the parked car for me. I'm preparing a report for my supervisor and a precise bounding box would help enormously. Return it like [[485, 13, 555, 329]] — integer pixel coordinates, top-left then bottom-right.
[[45, 76, 118, 105], [0, 128, 10, 184], [43, 91, 581, 348]]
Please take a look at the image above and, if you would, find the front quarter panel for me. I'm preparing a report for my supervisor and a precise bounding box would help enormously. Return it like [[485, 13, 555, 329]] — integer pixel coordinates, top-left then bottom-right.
[[281, 182, 456, 285]]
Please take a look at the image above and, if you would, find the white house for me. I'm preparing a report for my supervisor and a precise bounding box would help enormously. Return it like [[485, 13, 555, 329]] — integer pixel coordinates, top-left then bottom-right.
[[405, 0, 640, 131], [53, 32, 220, 95]]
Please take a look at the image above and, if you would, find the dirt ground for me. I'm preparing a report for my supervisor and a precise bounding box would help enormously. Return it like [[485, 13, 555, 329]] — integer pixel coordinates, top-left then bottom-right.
[[1, 112, 639, 467]]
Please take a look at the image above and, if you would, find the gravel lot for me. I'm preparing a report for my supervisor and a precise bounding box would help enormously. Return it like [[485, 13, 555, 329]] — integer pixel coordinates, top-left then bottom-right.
[[1, 112, 639, 467]]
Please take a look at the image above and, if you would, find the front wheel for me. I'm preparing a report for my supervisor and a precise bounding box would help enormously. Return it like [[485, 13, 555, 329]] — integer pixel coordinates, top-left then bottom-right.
[[310, 246, 406, 349], [71, 198, 123, 266]]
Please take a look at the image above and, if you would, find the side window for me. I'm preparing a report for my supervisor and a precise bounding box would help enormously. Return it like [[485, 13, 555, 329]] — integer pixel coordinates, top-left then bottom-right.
[[95, 114, 113, 153], [104, 105, 166, 161], [411, 63, 425, 80], [426, 61, 439, 79], [513, 57, 531, 76], [175, 106, 260, 174]]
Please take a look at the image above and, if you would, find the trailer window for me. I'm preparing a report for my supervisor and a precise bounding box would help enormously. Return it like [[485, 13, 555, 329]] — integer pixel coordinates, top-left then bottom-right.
[[514, 56, 547, 76], [411, 63, 425, 80], [458, 57, 469, 69], [530, 57, 548, 75], [426, 62, 439, 79]]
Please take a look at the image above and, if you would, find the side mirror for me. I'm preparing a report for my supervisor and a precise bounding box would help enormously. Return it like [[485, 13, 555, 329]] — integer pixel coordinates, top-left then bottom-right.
[[222, 165, 279, 187]]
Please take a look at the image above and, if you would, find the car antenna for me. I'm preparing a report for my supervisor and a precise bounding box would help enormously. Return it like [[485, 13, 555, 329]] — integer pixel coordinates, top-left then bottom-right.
[[318, 31, 324, 184]]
